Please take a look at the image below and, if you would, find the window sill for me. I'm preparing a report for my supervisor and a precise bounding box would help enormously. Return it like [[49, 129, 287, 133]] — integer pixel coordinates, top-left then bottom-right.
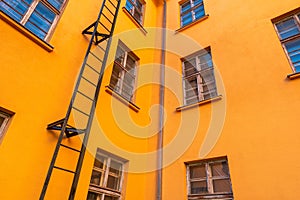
[[105, 86, 140, 112], [287, 71, 300, 80], [175, 14, 209, 33], [122, 7, 147, 35], [176, 95, 222, 112], [0, 11, 54, 52]]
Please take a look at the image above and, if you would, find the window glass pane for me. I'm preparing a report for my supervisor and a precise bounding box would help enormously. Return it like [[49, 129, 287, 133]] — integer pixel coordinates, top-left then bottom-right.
[[109, 64, 123, 92], [104, 195, 119, 200], [133, 11, 142, 23], [25, 2, 56, 39], [199, 53, 212, 70], [94, 154, 106, 169], [183, 58, 197, 76], [276, 18, 300, 40], [213, 179, 232, 193], [110, 160, 122, 174], [181, 12, 193, 26], [0, 0, 32, 22], [190, 164, 206, 179], [136, 0, 142, 10], [107, 175, 120, 190], [125, 55, 136, 75], [125, 1, 133, 13], [285, 39, 300, 72], [47, 0, 63, 10], [181, 2, 191, 13], [0, 116, 5, 127], [211, 161, 229, 177], [87, 192, 98, 200], [193, 0, 202, 6], [191, 181, 208, 194], [90, 170, 102, 185], [115, 47, 125, 65], [194, 5, 205, 20]]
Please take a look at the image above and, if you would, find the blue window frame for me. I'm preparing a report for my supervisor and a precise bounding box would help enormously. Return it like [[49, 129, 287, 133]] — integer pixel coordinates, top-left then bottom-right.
[[180, 0, 205, 27], [274, 12, 300, 73], [0, 0, 66, 40]]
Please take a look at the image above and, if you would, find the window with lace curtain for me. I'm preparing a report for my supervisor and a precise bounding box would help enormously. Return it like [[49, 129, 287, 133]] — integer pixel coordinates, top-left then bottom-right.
[[186, 157, 234, 200]]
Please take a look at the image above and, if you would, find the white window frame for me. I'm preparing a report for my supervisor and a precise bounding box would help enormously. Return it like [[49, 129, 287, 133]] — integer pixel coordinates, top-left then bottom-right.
[[273, 11, 300, 73], [109, 41, 138, 102], [0, 0, 67, 41], [182, 49, 218, 105], [87, 149, 127, 200], [186, 157, 234, 200]]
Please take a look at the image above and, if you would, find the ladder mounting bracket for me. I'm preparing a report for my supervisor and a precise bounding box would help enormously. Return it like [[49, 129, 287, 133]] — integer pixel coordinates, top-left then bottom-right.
[[47, 119, 85, 138]]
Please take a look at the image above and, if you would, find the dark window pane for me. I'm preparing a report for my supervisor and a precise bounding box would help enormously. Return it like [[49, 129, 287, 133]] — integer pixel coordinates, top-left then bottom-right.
[[107, 175, 120, 190], [276, 18, 300, 39], [0, 116, 5, 126], [109, 64, 123, 91], [213, 179, 232, 193], [90, 170, 102, 185], [24, 21, 47, 39], [104, 195, 119, 200], [211, 161, 229, 177], [94, 154, 106, 169], [190, 164, 206, 179], [87, 192, 98, 200], [191, 181, 207, 194], [285, 39, 300, 72], [193, 0, 202, 6], [183, 58, 197, 76], [110, 160, 122, 174]]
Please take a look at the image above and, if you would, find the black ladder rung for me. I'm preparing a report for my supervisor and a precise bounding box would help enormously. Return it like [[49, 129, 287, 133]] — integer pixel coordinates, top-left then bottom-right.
[[99, 21, 111, 32], [72, 106, 90, 117], [102, 13, 113, 24], [81, 76, 97, 87], [60, 144, 81, 153], [53, 166, 76, 174], [89, 52, 103, 63], [86, 63, 101, 75], [107, 0, 117, 9], [104, 5, 115, 16], [77, 90, 95, 102]]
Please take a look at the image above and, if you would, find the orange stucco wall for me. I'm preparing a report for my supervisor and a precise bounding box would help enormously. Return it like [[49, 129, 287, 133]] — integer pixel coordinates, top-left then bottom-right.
[[1, 0, 300, 199]]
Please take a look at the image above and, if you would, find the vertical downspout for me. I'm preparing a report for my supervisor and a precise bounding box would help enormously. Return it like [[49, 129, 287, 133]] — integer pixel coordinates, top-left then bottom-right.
[[157, 0, 166, 200]]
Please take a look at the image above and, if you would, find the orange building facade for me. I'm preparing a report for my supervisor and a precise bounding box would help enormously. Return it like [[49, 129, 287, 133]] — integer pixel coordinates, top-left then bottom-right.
[[1, 0, 300, 199]]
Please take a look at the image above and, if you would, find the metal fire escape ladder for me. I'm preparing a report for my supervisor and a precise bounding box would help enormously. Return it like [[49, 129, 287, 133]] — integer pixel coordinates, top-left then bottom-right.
[[39, 0, 121, 199]]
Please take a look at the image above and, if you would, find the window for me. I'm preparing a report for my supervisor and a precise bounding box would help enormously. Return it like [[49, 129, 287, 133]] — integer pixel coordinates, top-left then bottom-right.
[[0, 0, 66, 40], [109, 42, 138, 101], [273, 11, 300, 73], [87, 149, 126, 200], [125, 0, 144, 24], [182, 49, 218, 105], [0, 109, 13, 143], [186, 157, 234, 200], [180, 0, 205, 27]]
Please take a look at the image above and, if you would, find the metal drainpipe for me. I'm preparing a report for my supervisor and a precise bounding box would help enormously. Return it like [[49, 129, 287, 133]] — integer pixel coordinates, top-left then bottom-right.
[[157, 0, 166, 200]]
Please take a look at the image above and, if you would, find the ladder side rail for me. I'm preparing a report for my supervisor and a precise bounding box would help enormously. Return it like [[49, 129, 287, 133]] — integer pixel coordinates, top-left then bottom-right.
[[68, 0, 122, 198], [39, 1, 111, 199]]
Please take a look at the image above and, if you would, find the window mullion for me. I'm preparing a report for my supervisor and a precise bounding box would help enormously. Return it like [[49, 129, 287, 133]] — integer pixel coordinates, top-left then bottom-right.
[[196, 57, 203, 101], [20, 0, 39, 24], [103, 158, 110, 187], [206, 163, 213, 193], [294, 14, 300, 31]]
